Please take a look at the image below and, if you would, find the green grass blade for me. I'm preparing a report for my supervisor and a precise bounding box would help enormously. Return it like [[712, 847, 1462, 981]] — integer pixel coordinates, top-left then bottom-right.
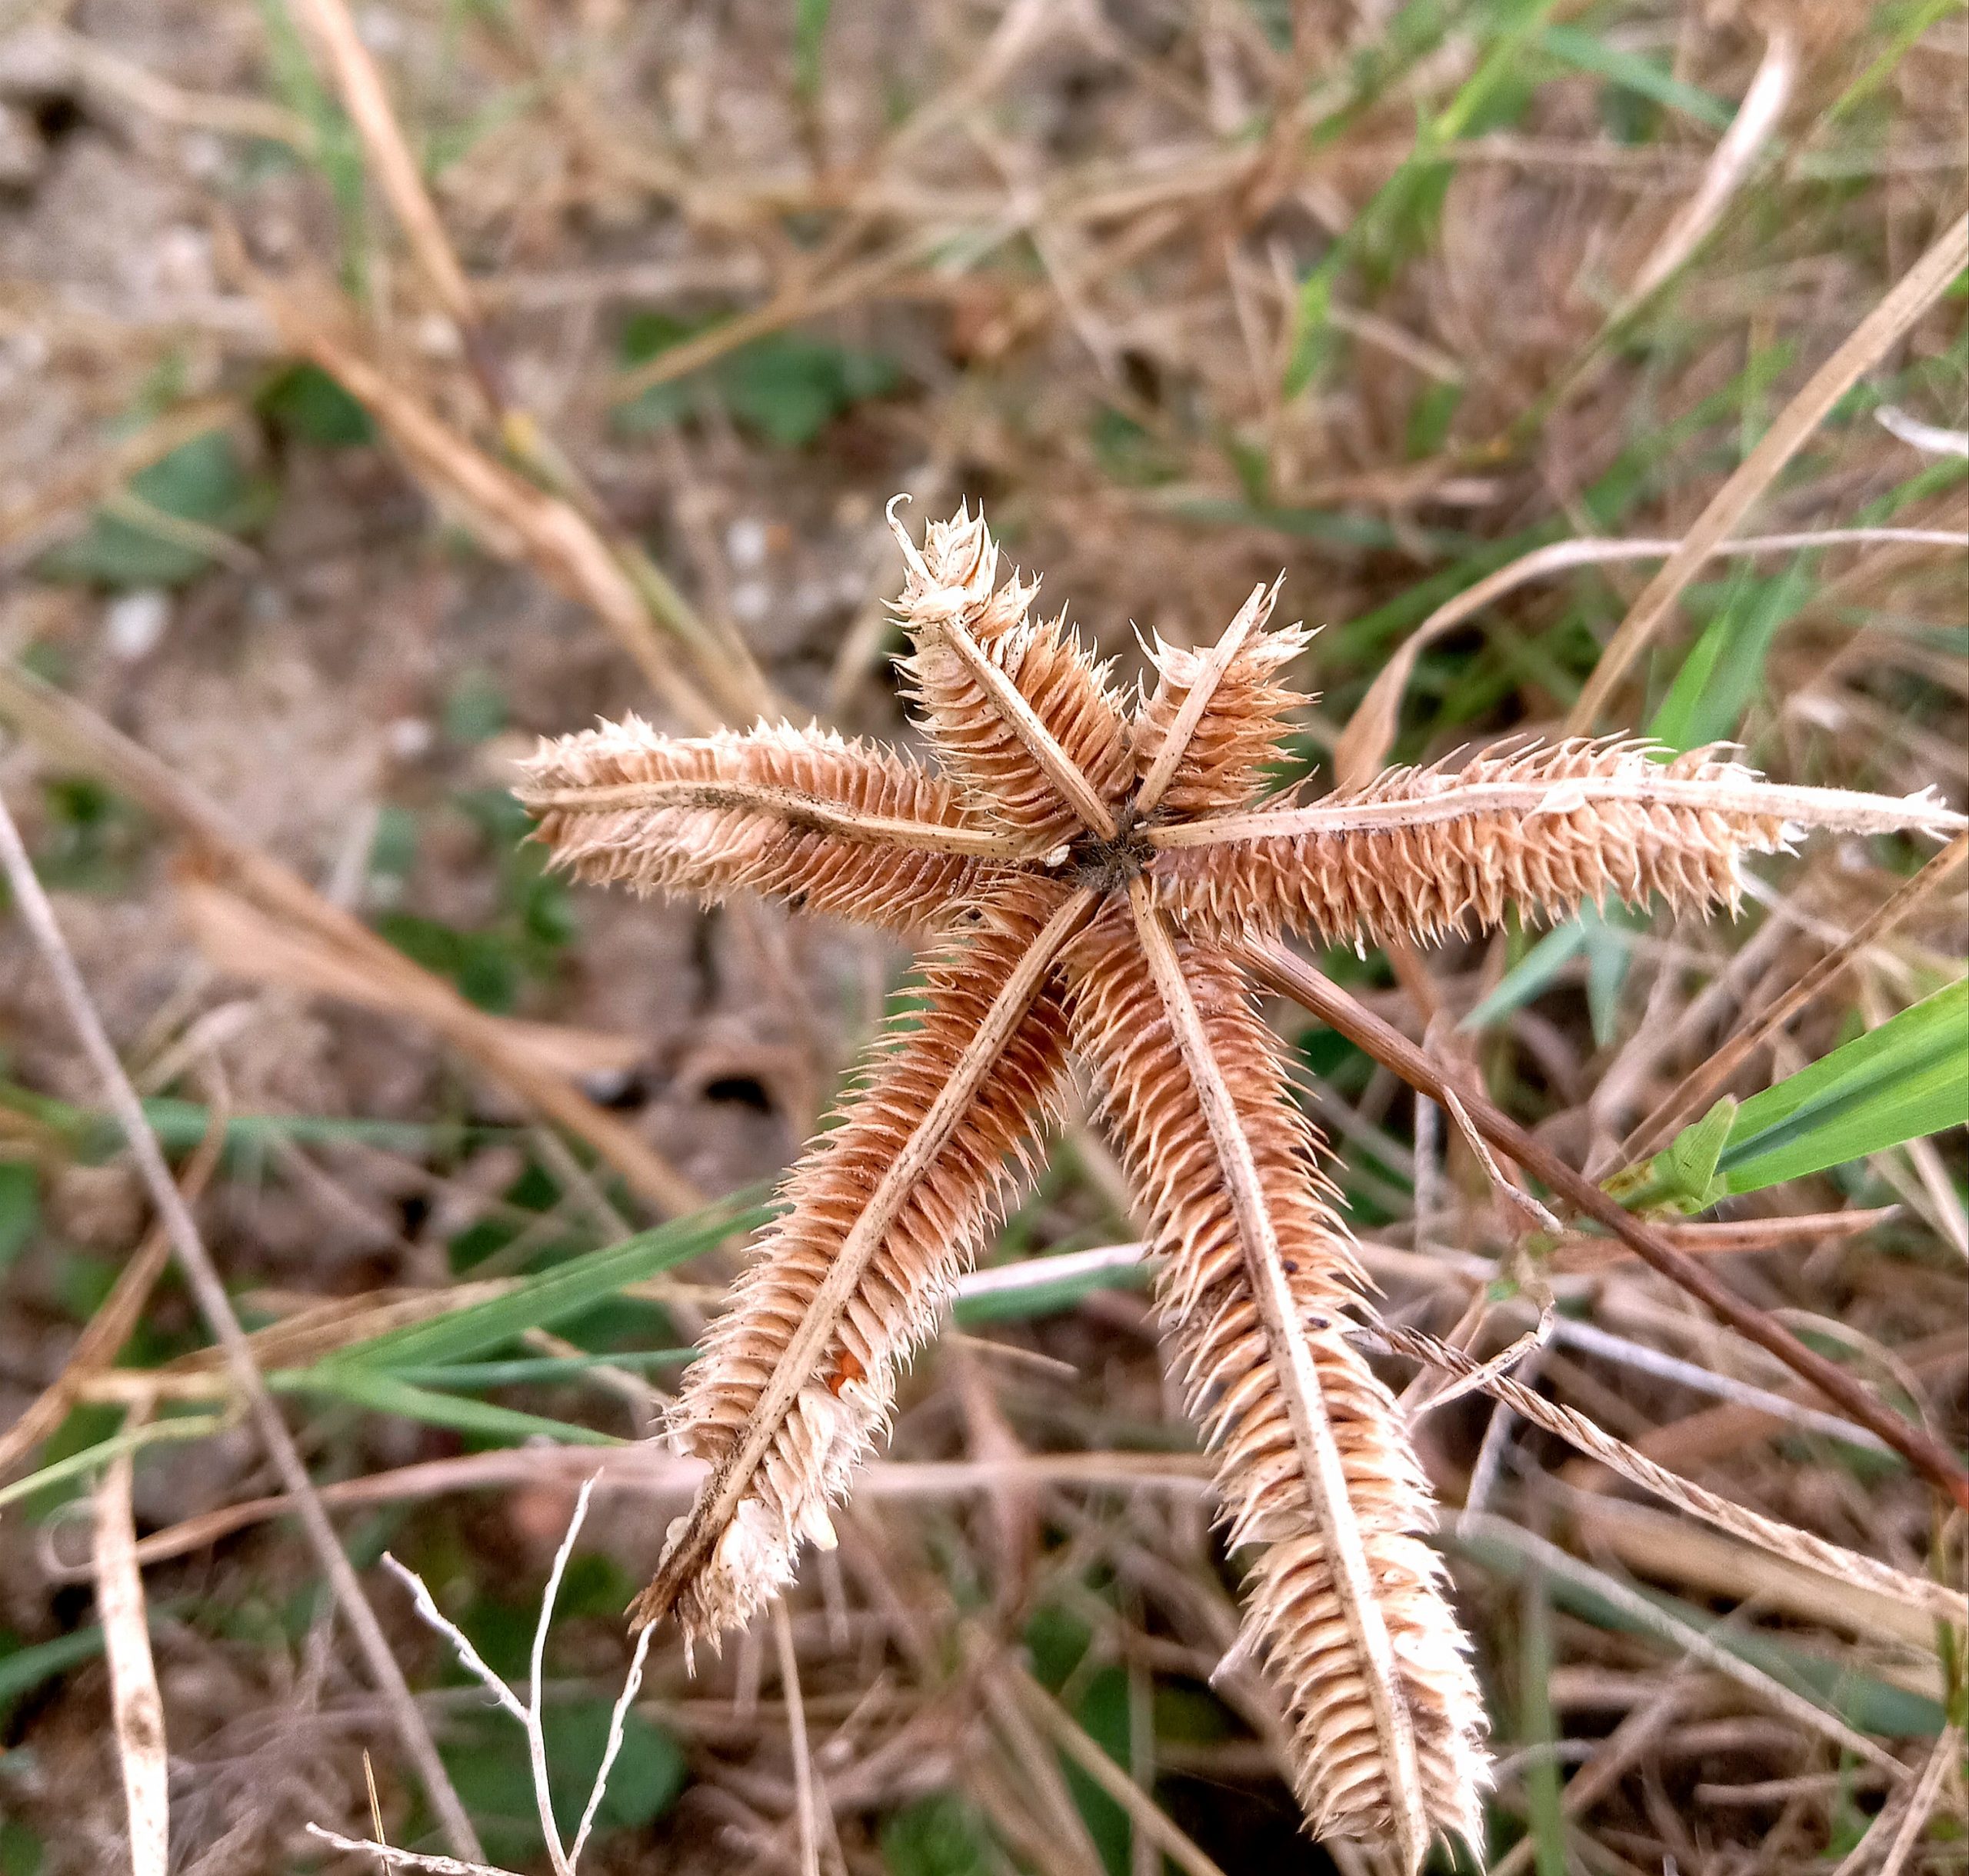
[[1648, 561, 1814, 751], [1462, 919, 1590, 1030], [0, 1411, 230, 1513], [1624, 981, 1969, 1209], [275, 1369, 622, 1446], [1714, 979, 1969, 1195], [1538, 24, 1733, 129], [388, 1349, 696, 1388], [322, 1195, 769, 1372]]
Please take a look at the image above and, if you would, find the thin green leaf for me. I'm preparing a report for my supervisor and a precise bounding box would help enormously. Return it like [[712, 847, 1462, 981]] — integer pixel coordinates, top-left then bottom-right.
[[1649, 561, 1814, 751], [1624, 981, 1969, 1209], [0, 1411, 230, 1513], [388, 1349, 695, 1388], [322, 1196, 768, 1371], [274, 1369, 621, 1446], [1538, 25, 1734, 129], [1461, 920, 1589, 1030], [1715, 979, 1969, 1194]]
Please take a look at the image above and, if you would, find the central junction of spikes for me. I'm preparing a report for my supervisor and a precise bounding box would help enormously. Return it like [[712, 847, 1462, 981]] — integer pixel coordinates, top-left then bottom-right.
[[517, 502, 1963, 1870], [1064, 815, 1154, 894]]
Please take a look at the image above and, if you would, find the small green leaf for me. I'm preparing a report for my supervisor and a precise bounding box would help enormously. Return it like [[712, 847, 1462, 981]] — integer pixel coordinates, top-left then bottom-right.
[[1715, 978, 1969, 1195], [1610, 1095, 1739, 1212], [882, 1792, 994, 1876], [257, 362, 375, 446], [1538, 25, 1733, 129], [0, 1818, 42, 1876], [616, 317, 899, 447], [1461, 919, 1588, 1030], [323, 1198, 767, 1371], [0, 1625, 108, 1729], [793, 0, 833, 97], [1624, 981, 1969, 1208], [36, 432, 276, 590], [544, 1700, 686, 1833], [0, 1160, 38, 1273]]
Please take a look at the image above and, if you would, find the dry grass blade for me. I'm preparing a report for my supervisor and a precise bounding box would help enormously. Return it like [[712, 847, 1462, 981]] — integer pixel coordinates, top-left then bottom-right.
[[260, 309, 742, 733], [1622, 28, 1796, 307], [771, 1601, 823, 1876], [175, 878, 642, 1083], [1375, 1319, 1967, 1627], [0, 661, 701, 1215], [1241, 937, 1969, 1508], [1452, 1511, 1907, 1778], [287, 0, 476, 330], [0, 1121, 222, 1478], [1847, 1725, 1960, 1876], [1567, 212, 1969, 730], [1334, 529, 1969, 789], [0, 789, 483, 1861], [1011, 1661, 1228, 1876], [94, 1438, 168, 1876]]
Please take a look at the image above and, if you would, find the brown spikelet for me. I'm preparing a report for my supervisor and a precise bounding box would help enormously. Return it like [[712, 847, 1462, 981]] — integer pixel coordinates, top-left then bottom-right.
[[517, 504, 1967, 1864], [517, 716, 1000, 931], [1148, 737, 1966, 945], [1063, 917, 1487, 1862], [1134, 587, 1314, 817], [657, 878, 1075, 1647], [893, 505, 1136, 843]]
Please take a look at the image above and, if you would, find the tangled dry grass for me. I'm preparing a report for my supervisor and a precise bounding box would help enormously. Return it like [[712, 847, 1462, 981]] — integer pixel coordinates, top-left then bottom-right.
[[0, 2, 1964, 1874]]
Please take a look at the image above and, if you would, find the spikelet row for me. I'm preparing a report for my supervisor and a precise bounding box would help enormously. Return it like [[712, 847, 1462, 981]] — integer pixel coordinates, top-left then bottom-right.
[[1063, 918, 1488, 1857], [517, 717, 985, 932], [662, 879, 1075, 1646], [1150, 738, 1791, 944], [1134, 609, 1313, 816], [895, 507, 1136, 843]]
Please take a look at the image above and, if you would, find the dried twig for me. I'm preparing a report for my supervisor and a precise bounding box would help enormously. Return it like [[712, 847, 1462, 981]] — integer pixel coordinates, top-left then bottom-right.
[[0, 787, 481, 1859], [375, 1476, 643, 1876], [1243, 938, 1969, 1508], [94, 1437, 168, 1876], [1373, 1318, 1967, 1627], [1567, 212, 1969, 729], [1334, 528, 1969, 788]]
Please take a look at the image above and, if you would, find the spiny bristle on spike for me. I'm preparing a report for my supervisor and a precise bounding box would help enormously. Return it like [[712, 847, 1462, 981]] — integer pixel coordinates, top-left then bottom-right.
[[1146, 737, 1962, 945], [1064, 919, 1488, 1861], [890, 510, 1137, 843], [517, 718, 996, 931], [653, 879, 1076, 1646], [1134, 594, 1315, 818]]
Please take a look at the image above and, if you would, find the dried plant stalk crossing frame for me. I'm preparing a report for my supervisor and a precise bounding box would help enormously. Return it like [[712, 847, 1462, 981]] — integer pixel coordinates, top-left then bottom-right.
[[520, 504, 1965, 1862]]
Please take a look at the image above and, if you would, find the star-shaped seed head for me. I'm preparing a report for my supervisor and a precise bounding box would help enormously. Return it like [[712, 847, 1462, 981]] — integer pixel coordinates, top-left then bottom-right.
[[518, 504, 1963, 1868]]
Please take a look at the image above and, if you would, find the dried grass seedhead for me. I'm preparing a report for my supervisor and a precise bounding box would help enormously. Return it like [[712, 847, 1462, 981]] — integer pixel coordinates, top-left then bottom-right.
[[517, 718, 989, 931], [518, 502, 1964, 1867]]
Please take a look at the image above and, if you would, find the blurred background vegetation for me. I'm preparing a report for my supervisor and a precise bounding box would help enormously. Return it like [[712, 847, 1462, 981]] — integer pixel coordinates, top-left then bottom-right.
[[0, 1, 1963, 1871]]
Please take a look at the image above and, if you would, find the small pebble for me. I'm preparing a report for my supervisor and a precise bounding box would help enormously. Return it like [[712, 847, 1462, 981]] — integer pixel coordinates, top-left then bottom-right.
[[103, 588, 170, 661], [386, 715, 435, 761]]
